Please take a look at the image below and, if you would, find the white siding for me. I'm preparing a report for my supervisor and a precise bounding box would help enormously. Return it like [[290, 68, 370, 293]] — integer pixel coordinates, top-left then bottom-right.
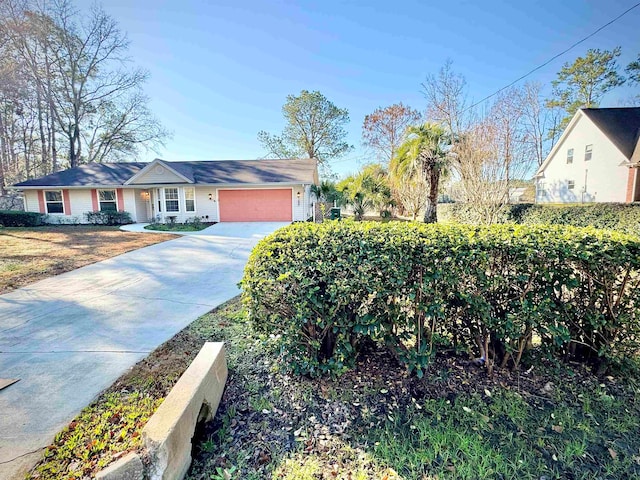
[[24, 190, 39, 213], [131, 189, 149, 223], [195, 187, 218, 222], [293, 185, 311, 221], [69, 190, 94, 218], [22, 184, 316, 224], [537, 114, 629, 203]]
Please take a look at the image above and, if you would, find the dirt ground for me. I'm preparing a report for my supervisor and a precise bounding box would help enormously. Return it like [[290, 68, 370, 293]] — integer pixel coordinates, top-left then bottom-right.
[[0, 225, 175, 294]]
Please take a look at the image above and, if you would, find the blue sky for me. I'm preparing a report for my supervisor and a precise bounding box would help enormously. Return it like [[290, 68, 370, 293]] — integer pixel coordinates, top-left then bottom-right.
[[92, 0, 640, 177]]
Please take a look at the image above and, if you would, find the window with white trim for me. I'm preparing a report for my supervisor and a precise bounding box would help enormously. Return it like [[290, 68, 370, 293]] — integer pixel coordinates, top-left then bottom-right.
[[537, 182, 546, 197], [585, 144, 593, 161], [45, 190, 64, 214], [567, 180, 575, 190], [164, 187, 179, 212], [98, 189, 117, 212], [184, 187, 195, 212], [566, 148, 574, 164]]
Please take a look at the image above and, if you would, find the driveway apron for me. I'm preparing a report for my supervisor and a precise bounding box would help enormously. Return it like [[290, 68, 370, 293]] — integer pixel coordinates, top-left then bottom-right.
[[0, 222, 286, 479]]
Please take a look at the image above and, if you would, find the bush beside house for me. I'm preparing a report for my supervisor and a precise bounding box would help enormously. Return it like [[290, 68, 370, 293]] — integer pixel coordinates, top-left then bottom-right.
[[0, 210, 45, 227], [85, 210, 133, 226], [242, 221, 640, 377]]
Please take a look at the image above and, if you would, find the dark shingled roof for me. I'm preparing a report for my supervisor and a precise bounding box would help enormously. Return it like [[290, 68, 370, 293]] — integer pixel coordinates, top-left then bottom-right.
[[14, 159, 318, 187], [14, 162, 147, 187], [581, 107, 640, 160], [157, 159, 317, 185]]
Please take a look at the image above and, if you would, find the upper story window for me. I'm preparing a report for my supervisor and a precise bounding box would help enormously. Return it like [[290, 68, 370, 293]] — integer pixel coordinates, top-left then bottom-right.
[[566, 148, 574, 164], [567, 180, 575, 190], [45, 190, 64, 214], [585, 144, 593, 161], [184, 188, 195, 212], [164, 187, 179, 212], [98, 189, 117, 212]]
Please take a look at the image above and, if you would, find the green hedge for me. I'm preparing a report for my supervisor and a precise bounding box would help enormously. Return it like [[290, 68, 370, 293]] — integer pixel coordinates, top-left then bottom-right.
[[242, 222, 640, 377], [440, 203, 640, 236], [85, 210, 132, 226], [0, 210, 45, 227]]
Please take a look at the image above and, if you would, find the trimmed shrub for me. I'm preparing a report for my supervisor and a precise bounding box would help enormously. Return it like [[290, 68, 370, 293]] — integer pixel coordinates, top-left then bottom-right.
[[85, 210, 133, 226], [440, 202, 640, 237], [242, 222, 640, 377], [0, 210, 45, 227], [518, 203, 640, 236]]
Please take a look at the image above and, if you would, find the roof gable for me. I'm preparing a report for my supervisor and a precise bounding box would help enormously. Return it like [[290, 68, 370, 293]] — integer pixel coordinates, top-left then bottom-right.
[[125, 159, 194, 185], [536, 107, 640, 177], [581, 108, 640, 160], [535, 110, 585, 176]]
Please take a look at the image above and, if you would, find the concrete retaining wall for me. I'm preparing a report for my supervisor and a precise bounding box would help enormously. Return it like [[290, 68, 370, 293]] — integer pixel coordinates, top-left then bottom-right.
[[95, 342, 227, 480]]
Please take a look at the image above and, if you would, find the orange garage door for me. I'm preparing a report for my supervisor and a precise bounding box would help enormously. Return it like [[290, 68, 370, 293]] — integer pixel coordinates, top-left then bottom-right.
[[218, 189, 292, 222]]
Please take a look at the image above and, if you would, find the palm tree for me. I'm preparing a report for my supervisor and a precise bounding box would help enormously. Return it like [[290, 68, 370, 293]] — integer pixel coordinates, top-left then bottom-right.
[[337, 164, 393, 220], [390, 123, 451, 223]]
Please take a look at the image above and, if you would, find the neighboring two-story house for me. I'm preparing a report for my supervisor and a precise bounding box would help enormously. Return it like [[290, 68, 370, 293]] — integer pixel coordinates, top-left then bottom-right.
[[534, 107, 640, 203]]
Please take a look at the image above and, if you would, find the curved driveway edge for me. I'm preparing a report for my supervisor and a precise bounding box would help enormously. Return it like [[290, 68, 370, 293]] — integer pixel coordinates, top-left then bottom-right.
[[0, 222, 287, 479]]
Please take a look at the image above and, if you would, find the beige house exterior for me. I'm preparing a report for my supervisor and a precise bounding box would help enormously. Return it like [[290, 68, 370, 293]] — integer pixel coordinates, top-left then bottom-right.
[[14, 158, 319, 223], [534, 107, 640, 203]]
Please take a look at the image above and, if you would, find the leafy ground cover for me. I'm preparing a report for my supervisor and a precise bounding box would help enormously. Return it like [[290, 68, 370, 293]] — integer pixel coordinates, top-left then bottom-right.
[[0, 226, 175, 294], [188, 300, 640, 480]]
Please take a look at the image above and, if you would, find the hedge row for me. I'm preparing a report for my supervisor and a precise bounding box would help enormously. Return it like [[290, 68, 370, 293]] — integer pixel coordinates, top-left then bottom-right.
[[242, 222, 640, 377], [85, 210, 132, 226], [439, 203, 640, 236], [0, 210, 45, 227]]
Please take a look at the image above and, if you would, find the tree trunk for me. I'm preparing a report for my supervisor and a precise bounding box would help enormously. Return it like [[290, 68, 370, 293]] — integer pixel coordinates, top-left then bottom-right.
[[36, 86, 48, 176], [45, 54, 58, 172], [0, 113, 7, 195], [423, 165, 440, 224]]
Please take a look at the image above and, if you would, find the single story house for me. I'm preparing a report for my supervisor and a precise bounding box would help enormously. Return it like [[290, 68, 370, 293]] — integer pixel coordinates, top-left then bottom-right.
[[534, 107, 640, 203], [12, 158, 319, 223]]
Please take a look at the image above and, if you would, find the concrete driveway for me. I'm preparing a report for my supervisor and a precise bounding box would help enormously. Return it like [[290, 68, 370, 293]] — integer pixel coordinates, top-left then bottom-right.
[[0, 222, 287, 479]]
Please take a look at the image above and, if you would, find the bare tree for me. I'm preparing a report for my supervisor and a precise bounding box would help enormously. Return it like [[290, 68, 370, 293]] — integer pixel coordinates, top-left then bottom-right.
[[0, 0, 168, 185], [362, 103, 421, 165], [454, 120, 510, 224], [490, 86, 532, 186], [45, 1, 166, 167], [422, 59, 472, 136], [391, 175, 428, 220]]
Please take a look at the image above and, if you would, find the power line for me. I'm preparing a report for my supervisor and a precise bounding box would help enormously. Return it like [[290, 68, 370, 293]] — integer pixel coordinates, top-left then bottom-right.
[[464, 1, 640, 112]]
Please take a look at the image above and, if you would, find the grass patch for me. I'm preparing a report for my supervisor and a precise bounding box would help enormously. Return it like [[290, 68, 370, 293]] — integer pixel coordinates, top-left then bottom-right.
[[0, 225, 175, 294], [186, 301, 640, 479]]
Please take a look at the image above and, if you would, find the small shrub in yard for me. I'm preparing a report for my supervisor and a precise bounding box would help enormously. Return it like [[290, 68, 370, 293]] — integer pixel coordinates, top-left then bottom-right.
[[242, 222, 640, 377], [85, 210, 133, 226], [0, 210, 45, 227]]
